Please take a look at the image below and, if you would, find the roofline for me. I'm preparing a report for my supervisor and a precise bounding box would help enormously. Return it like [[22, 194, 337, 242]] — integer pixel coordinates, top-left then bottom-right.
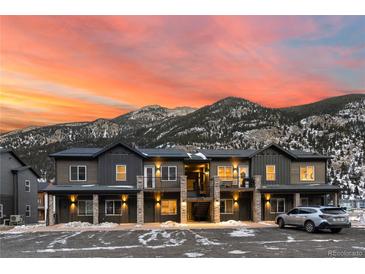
[[92, 142, 147, 158], [2, 149, 41, 178], [248, 143, 298, 159]]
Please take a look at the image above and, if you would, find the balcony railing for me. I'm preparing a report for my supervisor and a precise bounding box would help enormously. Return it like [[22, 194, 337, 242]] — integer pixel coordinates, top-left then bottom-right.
[[217, 177, 255, 189], [142, 176, 181, 190]]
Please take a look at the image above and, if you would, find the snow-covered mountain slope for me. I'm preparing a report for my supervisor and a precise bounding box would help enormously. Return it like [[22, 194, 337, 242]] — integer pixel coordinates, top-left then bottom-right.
[[1, 94, 364, 199]]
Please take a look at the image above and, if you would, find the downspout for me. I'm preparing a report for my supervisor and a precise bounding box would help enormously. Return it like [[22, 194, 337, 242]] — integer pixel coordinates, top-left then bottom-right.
[[12, 171, 18, 214]]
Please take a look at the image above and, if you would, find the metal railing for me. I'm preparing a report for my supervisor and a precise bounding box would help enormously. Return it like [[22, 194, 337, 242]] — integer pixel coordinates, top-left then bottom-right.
[[217, 177, 255, 189], [141, 176, 181, 190]]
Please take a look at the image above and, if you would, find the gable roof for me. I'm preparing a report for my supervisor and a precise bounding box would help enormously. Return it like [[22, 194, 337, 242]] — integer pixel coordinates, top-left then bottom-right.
[[197, 149, 255, 159], [93, 142, 147, 158], [247, 143, 298, 159], [139, 148, 188, 158], [1, 148, 41, 178]]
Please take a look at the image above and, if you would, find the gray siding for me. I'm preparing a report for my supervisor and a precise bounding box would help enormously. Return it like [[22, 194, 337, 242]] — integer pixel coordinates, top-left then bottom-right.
[[251, 148, 291, 185], [290, 161, 326, 184], [143, 160, 184, 188], [56, 159, 98, 184], [98, 145, 143, 187]]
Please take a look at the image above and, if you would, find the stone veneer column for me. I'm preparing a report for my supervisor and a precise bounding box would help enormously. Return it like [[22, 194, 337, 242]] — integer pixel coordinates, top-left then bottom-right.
[[136, 175, 144, 224], [213, 176, 220, 223], [180, 175, 187, 224], [294, 193, 301, 208], [48, 194, 55, 226], [252, 175, 262, 222], [93, 194, 99, 225]]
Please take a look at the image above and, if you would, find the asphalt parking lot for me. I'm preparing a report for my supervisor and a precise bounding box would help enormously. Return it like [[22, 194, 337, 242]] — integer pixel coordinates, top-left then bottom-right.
[[1, 227, 364, 258]]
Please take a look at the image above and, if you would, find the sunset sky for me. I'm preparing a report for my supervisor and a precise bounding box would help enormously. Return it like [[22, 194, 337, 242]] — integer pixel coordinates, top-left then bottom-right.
[[1, 16, 364, 132]]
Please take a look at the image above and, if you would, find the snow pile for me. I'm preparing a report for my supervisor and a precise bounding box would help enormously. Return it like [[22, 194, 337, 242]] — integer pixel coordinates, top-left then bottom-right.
[[61, 222, 119, 228], [98, 222, 119, 228], [4, 224, 45, 234], [138, 230, 187, 249], [160, 221, 188, 228], [228, 250, 248, 255], [219, 220, 247, 226], [229, 228, 255, 237], [184, 252, 204, 258]]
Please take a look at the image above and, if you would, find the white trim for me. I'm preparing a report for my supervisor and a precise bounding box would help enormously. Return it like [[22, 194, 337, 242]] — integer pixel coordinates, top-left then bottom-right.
[[217, 166, 233, 180], [161, 199, 177, 215], [266, 165, 276, 181], [300, 165, 315, 181], [115, 164, 127, 181], [25, 204, 31, 217], [25, 180, 30, 192], [144, 165, 156, 188], [220, 199, 234, 214], [0, 204, 3, 219], [160, 165, 177, 181], [69, 165, 87, 182], [77, 200, 93, 216], [105, 200, 122, 216], [270, 198, 285, 213]]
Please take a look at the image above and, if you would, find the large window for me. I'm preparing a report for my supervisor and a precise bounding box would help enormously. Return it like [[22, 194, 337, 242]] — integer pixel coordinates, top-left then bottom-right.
[[105, 200, 122, 216], [25, 180, 30, 192], [220, 199, 234, 214], [116, 165, 127, 181], [25, 205, 31, 217], [266, 165, 276, 181], [161, 200, 177, 215], [161, 166, 177, 181], [0, 204, 3, 218], [70, 165, 87, 181], [78, 200, 93, 216], [270, 198, 285, 213], [217, 166, 233, 180], [300, 166, 315, 181]]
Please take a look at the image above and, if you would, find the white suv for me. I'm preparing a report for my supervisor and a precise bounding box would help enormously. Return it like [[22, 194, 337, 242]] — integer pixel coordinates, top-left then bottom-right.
[[275, 206, 351, 233]]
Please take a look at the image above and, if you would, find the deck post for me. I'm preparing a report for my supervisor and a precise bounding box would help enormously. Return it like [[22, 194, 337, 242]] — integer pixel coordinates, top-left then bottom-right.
[[252, 175, 262, 222], [294, 193, 301, 208], [213, 176, 220, 223], [180, 175, 187, 224], [48, 194, 55, 226], [137, 175, 144, 224], [93, 194, 99, 225]]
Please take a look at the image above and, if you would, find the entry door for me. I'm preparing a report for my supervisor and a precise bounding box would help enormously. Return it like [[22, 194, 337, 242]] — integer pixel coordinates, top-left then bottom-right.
[[144, 166, 155, 188], [238, 165, 249, 187]]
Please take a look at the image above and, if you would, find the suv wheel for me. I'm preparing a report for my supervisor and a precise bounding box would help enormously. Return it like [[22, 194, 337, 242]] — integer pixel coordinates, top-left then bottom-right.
[[305, 221, 316, 233], [330, 228, 342, 233], [278, 218, 285, 229]]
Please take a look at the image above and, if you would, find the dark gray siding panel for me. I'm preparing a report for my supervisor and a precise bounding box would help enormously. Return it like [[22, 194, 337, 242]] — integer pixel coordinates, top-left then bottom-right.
[[56, 159, 98, 184], [291, 161, 326, 184], [98, 145, 143, 187], [143, 160, 184, 189], [251, 148, 291, 185], [17, 169, 38, 224]]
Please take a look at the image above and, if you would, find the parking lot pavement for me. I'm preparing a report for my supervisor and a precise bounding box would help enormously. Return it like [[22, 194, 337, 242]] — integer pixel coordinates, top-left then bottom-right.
[[0, 227, 364, 258]]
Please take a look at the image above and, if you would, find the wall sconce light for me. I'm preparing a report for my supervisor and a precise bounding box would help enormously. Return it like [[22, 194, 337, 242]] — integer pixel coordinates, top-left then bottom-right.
[[69, 194, 77, 203], [121, 194, 128, 202], [233, 192, 239, 202], [265, 194, 271, 202]]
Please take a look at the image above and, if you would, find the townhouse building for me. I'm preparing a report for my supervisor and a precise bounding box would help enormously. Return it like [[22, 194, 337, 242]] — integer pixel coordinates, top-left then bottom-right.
[[44, 142, 340, 225]]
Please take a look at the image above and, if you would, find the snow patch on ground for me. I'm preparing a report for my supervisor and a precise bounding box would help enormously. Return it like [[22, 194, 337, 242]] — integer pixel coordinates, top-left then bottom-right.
[[352, 246, 365, 251], [191, 230, 222, 246], [2, 224, 45, 234], [138, 230, 187, 249], [160, 221, 188, 228], [47, 231, 82, 248], [24, 245, 139, 253], [61, 222, 118, 228], [258, 221, 275, 226], [219, 220, 247, 226], [184, 252, 204, 258], [229, 228, 255, 237], [228, 250, 248, 254]]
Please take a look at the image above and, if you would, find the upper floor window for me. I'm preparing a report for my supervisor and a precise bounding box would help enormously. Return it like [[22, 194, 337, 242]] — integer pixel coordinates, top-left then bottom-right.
[[266, 165, 276, 181], [25, 205, 31, 217], [78, 200, 93, 216], [161, 199, 177, 215], [116, 165, 127, 181], [300, 166, 315, 181], [70, 165, 87, 181], [217, 166, 233, 180], [220, 199, 234, 214], [0, 204, 3, 218], [161, 166, 177, 181], [25, 180, 30, 192]]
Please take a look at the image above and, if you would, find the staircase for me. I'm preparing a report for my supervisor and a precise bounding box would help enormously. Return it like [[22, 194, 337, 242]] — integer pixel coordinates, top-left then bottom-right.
[[192, 202, 210, 221]]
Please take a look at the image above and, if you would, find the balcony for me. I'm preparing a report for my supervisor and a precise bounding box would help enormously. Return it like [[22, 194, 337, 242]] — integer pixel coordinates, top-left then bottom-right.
[[217, 177, 255, 190], [142, 176, 181, 192]]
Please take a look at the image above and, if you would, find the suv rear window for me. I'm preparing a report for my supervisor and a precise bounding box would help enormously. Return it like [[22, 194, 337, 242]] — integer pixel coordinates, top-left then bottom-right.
[[320, 208, 346, 215]]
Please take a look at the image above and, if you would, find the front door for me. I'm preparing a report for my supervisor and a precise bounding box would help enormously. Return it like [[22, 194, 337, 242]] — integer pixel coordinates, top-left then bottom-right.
[[144, 166, 155, 189]]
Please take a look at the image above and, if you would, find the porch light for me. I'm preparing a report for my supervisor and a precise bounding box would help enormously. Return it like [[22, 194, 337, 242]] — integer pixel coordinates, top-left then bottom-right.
[[69, 194, 77, 203], [265, 194, 271, 202], [121, 194, 128, 202], [233, 192, 239, 201]]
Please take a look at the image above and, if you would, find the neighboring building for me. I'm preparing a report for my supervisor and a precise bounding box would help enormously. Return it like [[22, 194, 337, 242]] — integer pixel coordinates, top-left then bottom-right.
[[0, 149, 40, 224], [44, 142, 340, 225]]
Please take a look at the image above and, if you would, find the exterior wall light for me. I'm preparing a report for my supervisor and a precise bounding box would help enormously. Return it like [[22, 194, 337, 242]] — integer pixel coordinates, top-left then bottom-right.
[[265, 193, 271, 202], [69, 194, 77, 203], [121, 194, 128, 202]]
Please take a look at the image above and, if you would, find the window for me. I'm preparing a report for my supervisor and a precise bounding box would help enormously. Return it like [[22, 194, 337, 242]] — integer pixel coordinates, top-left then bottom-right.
[[270, 198, 285, 213], [161, 200, 177, 215], [25, 180, 30, 192], [78, 200, 93, 216], [239, 165, 249, 187], [220, 199, 234, 214], [116, 165, 127, 181], [217, 166, 233, 180], [161, 166, 177, 181], [266, 165, 276, 181], [69, 165, 87, 181], [300, 166, 315, 181], [105, 200, 122, 215], [300, 197, 309, 206], [0, 204, 3, 218], [25, 205, 31, 217]]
